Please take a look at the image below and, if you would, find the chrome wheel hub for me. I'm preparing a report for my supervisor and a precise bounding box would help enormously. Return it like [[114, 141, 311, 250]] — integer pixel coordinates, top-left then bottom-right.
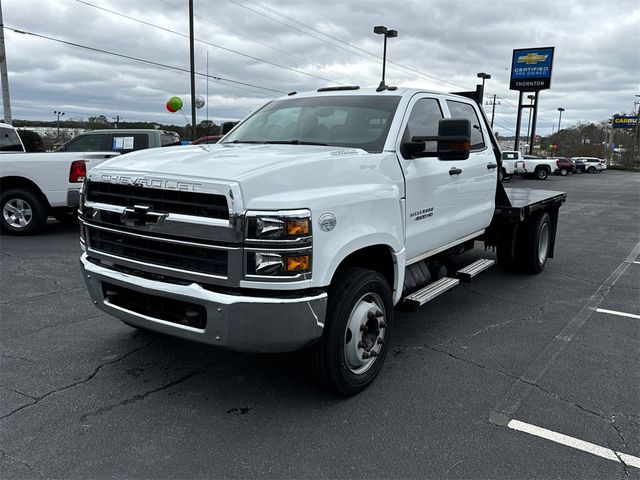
[[3, 198, 33, 229], [344, 293, 386, 375]]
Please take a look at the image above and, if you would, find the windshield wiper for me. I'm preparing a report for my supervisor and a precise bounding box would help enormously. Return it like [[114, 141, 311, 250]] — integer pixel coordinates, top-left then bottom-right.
[[263, 140, 328, 146]]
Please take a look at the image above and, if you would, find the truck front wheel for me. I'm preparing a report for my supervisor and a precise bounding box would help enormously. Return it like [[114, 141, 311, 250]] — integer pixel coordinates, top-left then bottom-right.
[[521, 212, 551, 274], [310, 268, 393, 396], [0, 189, 47, 235]]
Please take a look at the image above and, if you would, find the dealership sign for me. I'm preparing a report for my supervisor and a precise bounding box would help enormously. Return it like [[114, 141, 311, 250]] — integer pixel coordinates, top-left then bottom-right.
[[612, 116, 638, 129], [510, 47, 555, 91]]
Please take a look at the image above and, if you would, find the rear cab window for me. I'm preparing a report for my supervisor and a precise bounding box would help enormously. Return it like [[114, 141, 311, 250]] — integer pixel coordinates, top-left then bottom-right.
[[0, 126, 24, 152], [502, 152, 518, 160], [446, 100, 486, 150]]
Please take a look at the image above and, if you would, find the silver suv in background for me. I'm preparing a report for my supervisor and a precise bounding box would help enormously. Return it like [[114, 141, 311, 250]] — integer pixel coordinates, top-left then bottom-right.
[[572, 157, 605, 174], [58, 129, 181, 154]]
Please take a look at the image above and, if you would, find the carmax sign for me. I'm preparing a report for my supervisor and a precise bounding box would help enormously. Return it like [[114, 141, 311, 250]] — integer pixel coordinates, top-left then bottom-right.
[[510, 47, 555, 91], [612, 116, 638, 129]]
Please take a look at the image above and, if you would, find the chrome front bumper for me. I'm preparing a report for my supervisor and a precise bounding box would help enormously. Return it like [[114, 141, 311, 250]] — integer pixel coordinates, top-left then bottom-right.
[[80, 254, 327, 353]]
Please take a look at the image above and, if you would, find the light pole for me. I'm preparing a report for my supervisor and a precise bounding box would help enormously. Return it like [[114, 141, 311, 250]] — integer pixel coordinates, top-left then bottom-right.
[[374, 25, 397, 92], [557, 107, 565, 132], [476, 72, 491, 102], [54, 110, 65, 140]]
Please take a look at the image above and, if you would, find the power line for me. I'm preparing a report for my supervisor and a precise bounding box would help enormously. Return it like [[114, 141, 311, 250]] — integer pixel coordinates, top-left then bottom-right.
[[75, 0, 341, 86], [227, 0, 467, 91], [4, 26, 286, 95]]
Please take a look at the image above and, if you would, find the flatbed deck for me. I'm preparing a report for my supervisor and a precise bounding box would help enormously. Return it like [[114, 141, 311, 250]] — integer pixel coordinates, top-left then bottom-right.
[[495, 187, 566, 221]]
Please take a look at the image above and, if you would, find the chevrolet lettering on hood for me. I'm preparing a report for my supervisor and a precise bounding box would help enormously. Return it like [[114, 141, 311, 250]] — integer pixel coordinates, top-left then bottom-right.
[[99, 174, 201, 192]]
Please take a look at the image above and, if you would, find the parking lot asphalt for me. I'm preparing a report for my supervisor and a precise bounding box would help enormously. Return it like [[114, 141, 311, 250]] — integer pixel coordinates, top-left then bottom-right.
[[1, 170, 639, 479]]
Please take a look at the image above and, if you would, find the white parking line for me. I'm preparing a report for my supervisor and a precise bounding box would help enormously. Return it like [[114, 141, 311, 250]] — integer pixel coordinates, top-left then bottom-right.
[[595, 308, 640, 320], [508, 419, 640, 469]]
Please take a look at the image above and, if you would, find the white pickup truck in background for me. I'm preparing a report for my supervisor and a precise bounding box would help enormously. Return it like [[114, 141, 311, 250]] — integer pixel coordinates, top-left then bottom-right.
[[1, 123, 120, 234], [514, 156, 557, 180], [500, 150, 522, 179]]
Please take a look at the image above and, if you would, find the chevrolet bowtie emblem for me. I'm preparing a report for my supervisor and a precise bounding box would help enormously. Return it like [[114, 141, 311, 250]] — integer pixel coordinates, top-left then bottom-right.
[[517, 53, 548, 64], [121, 205, 168, 227]]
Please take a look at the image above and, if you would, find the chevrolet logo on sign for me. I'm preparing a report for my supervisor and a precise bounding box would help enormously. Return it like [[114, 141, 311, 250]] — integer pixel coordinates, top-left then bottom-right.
[[517, 53, 548, 64], [510, 46, 554, 92]]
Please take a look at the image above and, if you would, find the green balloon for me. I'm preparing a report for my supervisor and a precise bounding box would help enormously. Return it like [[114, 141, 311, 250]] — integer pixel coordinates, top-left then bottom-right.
[[166, 96, 183, 113]]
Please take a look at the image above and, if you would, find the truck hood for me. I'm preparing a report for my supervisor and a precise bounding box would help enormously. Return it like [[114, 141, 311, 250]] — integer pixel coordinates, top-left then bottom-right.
[[94, 144, 369, 180], [92, 143, 404, 210]]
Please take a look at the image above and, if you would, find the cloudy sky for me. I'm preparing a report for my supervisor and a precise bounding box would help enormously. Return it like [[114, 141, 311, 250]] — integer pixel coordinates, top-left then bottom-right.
[[3, 0, 639, 136]]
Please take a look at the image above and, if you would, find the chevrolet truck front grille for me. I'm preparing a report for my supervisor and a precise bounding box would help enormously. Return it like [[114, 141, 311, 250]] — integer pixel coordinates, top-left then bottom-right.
[[86, 181, 229, 220], [87, 226, 228, 277]]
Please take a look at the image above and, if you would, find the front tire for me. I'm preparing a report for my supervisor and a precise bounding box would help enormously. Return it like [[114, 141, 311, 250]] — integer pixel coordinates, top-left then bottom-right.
[[310, 268, 393, 396], [560, 168, 568, 176], [0, 189, 47, 235], [588, 166, 596, 174]]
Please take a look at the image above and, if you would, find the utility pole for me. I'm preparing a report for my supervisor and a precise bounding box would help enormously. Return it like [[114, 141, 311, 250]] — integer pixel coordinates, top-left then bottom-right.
[[0, 1, 13, 125], [490, 94, 497, 128], [526, 94, 535, 145], [189, 0, 197, 140]]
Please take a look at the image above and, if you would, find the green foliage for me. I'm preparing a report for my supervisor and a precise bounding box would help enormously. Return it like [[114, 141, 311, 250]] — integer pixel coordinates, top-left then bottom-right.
[[17, 129, 45, 152]]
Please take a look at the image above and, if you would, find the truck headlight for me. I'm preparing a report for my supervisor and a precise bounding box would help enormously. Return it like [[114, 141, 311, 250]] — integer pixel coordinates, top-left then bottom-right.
[[245, 210, 311, 241], [247, 251, 311, 276]]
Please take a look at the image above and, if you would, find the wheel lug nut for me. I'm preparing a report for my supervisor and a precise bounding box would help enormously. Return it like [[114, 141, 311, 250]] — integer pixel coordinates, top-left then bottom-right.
[[369, 351, 378, 357], [357, 341, 365, 349], [377, 338, 384, 345], [362, 352, 370, 359], [375, 311, 383, 318], [379, 321, 387, 328]]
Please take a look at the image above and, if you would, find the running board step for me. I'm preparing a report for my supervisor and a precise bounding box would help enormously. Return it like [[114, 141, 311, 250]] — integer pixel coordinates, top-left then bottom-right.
[[456, 258, 495, 282], [403, 277, 459, 309]]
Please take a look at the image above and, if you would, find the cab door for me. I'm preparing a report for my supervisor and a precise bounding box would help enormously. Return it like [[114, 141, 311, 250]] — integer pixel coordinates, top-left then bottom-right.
[[399, 95, 464, 262], [443, 99, 496, 237]]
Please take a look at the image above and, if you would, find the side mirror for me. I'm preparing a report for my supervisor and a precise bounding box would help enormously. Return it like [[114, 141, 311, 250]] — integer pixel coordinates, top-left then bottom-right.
[[411, 119, 471, 161]]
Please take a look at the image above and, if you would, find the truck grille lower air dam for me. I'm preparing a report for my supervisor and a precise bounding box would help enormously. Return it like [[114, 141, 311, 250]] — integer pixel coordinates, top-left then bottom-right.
[[103, 282, 207, 329]]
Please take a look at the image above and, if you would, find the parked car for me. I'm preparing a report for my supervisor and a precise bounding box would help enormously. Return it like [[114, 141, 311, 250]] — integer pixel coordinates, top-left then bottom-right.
[[58, 129, 181, 154], [500, 151, 522, 179], [515, 156, 556, 180], [553, 157, 574, 176], [191, 135, 222, 145], [572, 157, 604, 174]]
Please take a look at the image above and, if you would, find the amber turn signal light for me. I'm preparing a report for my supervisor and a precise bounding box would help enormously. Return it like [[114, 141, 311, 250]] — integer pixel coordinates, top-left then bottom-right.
[[285, 218, 310, 236], [285, 255, 310, 272]]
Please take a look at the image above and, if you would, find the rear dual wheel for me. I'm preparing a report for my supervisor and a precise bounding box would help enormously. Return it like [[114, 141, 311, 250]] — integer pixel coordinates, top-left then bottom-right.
[[310, 268, 393, 396]]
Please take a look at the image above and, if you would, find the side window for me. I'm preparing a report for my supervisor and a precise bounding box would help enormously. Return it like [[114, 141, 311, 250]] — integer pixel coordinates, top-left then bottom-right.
[[446, 100, 485, 150], [109, 134, 149, 152], [161, 133, 181, 147], [401, 98, 443, 158], [65, 134, 108, 152]]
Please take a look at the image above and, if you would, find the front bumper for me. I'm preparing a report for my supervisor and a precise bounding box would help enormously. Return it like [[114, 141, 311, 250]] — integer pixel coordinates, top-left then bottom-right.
[[80, 254, 327, 352]]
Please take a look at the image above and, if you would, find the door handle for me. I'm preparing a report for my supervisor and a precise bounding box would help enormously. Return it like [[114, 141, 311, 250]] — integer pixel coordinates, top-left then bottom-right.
[[449, 167, 462, 175], [487, 163, 498, 169]]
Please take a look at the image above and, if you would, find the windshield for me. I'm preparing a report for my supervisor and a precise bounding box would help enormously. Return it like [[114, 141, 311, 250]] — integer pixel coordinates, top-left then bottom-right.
[[222, 95, 401, 153]]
